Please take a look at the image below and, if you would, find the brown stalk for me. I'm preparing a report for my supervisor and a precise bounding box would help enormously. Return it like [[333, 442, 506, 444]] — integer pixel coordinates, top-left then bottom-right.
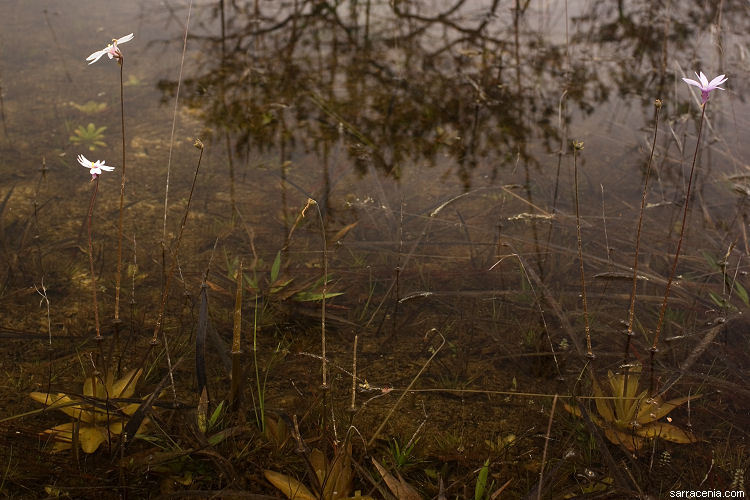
[[650, 103, 707, 392], [86, 178, 102, 342], [572, 141, 594, 359], [625, 100, 662, 361], [151, 140, 205, 345], [114, 59, 127, 324], [230, 260, 243, 411]]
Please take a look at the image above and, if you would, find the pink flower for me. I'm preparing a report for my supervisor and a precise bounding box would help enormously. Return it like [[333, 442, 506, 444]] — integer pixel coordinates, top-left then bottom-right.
[[78, 154, 114, 180], [86, 33, 134, 65], [682, 71, 728, 104]]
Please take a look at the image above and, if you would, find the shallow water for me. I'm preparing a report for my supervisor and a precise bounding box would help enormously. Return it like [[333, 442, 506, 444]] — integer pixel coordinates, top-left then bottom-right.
[[1, 1, 749, 498]]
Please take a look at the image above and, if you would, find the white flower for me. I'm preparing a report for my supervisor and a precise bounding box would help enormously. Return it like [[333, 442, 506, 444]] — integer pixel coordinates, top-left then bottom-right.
[[78, 154, 114, 180], [682, 71, 728, 104], [86, 33, 134, 65]]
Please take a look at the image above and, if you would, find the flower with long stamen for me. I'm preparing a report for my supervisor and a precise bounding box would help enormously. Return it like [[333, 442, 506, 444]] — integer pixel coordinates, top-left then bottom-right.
[[682, 71, 727, 104], [78, 154, 114, 180], [86, 33, 134, 65]]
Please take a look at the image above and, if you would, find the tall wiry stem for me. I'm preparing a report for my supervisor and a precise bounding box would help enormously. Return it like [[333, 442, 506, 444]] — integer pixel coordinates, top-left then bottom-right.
[[625, 100, 662, 362], [114, 59, 126, 324], [573, 141, 594, 359], [650, 103, 707, 391], [151, 140, 204, 345], [87, 178, 102, 341], [162, 0, 193, 289]]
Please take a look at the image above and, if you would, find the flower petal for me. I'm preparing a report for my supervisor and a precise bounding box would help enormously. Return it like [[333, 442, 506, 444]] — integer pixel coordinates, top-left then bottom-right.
[[77, 154, 92, 167], [116, 33, 134, 44], [86, 49, 107, 64], [682, 78, 702, 88]]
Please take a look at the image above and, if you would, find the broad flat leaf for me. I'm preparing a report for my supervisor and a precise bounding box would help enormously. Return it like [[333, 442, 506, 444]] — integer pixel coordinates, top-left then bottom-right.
[[78, 425, 108, 453], [636, 394, 699, 424], [603, 428, 646, 452], [372, 458, 422, 500], [30, 392, 91, 422], [42, 422, 75, 451], [263, 470, 317, 500], [111, 369, 142, 399], [591, 379, 614, 424], [637, 422, 696, 444], [310, 448, 328, 486]]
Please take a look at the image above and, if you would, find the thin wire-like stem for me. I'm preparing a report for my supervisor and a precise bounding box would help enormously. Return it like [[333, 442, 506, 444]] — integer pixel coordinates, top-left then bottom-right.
[[151, 141, 204, 345], [162, 0, 193, 283], [114, 60, 126, 323], [87, 178, 102, 341], [368, 330, 445, 447], [650, 103, 707, 391], [309, 199, 328, 389], [573, 142, 594, 359], [625, 100, 662, 362], [537, 394, 559, 500], [350, 335, 358, 412]]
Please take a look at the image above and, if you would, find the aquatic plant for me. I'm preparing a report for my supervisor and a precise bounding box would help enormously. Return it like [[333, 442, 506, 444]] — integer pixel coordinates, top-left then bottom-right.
[[68, 100, 108, 114], [69, 123, 107, 151], [29, 369, 147, 453], [86, 33, 134, 65], [564, 366, 698, 452]]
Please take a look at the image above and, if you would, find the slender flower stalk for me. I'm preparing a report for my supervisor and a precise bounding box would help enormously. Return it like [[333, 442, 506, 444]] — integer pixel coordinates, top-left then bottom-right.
[[114, 56, 127, 324], [87, 178, 101, 341], [85, 33, 134, 325], [77, 155, 115, 342], [650, 72, 727, 391], [572, 141, 594, 359], [151, 140, 205, 345], [625, 100, 662, 362]]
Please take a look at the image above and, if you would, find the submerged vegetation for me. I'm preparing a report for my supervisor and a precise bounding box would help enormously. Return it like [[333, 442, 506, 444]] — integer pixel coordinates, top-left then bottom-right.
[[69, 122, 107, 151], [0, 0, 748, 498]]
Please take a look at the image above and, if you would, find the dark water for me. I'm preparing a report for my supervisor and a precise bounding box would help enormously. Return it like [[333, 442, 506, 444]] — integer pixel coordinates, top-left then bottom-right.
[[0, 0, 748, 498]]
